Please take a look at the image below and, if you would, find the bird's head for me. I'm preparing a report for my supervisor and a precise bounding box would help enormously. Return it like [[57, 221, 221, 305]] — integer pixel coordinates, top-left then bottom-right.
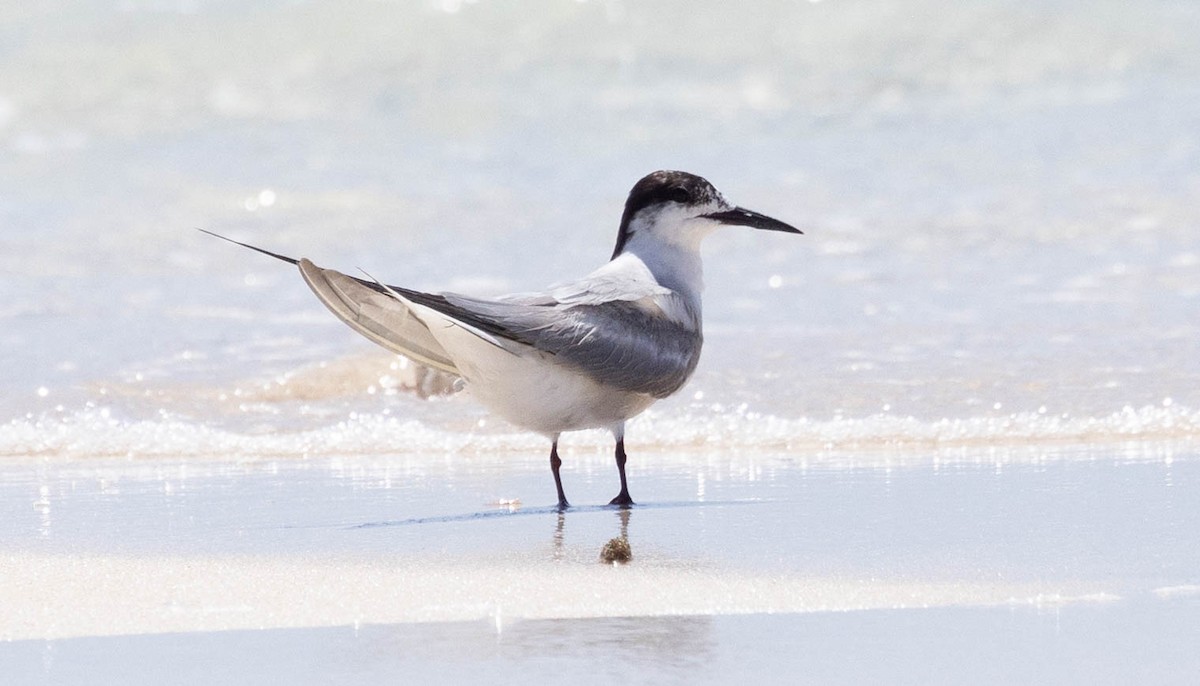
[[611, 170, 800, 259]]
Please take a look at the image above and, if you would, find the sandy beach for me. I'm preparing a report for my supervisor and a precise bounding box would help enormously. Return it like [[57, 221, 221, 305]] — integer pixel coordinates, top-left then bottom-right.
[[2, 444, 1199, 682]]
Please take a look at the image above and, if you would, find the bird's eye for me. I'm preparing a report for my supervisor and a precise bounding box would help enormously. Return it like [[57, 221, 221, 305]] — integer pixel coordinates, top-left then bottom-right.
[[668, 187, 691, 204]]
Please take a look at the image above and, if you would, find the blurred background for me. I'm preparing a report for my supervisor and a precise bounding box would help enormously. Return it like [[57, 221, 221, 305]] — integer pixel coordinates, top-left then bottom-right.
[[1, 0, 1198, 450]]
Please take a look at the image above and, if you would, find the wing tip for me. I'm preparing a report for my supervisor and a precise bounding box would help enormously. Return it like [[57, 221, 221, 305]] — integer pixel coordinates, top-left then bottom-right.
[[198, 228, 300, 265]]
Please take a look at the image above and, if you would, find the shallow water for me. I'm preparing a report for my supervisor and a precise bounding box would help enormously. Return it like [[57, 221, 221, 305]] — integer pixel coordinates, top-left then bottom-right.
[[6, 603, 1200, 686], [3, 447, 1198, 577], [3, 446, 1198, 622], [2, 445, 1199, 681]]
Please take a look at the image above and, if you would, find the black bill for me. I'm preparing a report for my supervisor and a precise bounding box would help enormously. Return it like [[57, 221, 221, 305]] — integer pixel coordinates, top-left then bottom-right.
[[704, 207, 802, 234]]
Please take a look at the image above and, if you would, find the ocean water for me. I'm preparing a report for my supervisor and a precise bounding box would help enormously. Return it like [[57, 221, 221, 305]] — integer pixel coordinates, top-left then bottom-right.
[[2, 450, 1199, 681], [2, 0, 1199, 459]]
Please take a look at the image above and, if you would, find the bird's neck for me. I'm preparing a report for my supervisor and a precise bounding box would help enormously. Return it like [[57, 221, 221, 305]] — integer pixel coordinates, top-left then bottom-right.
[[620, 234, 705, 310]]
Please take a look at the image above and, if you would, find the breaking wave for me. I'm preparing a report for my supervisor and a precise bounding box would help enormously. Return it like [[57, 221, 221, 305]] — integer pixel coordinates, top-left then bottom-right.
[[1, 403, 1196, 464]]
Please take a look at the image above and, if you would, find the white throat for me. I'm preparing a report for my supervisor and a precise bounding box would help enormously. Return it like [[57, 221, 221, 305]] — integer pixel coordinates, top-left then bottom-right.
[[619, 217, 711, 311]]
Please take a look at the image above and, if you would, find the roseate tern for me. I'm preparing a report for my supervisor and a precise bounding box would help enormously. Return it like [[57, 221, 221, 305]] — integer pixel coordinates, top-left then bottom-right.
[[204, 170, 800, 508]]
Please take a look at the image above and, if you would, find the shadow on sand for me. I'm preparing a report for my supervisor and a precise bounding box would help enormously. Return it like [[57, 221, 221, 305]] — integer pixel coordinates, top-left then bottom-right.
[[349, 498, 765, 529]]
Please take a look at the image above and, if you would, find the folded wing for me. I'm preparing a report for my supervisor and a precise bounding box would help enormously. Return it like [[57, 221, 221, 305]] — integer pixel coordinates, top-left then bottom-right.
[[435, 292, 702, 399], [297, 259, 460, 374], [201, 230, 701, 397]]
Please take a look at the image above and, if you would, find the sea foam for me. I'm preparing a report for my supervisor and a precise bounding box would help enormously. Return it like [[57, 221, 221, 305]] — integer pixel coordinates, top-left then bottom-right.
[[2, 403, 1194, 464]]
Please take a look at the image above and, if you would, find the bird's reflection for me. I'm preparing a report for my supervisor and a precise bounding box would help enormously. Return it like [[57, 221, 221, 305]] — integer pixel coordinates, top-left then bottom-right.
[[552, 510, 566, 561], [600, 507, 633, 564], [551, 506, 634, 564]]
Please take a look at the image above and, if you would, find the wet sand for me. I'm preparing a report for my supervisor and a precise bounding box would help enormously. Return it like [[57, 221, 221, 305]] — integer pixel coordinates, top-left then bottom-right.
[[6, 604, 1200, 685], [2, 445, 1197, 682]]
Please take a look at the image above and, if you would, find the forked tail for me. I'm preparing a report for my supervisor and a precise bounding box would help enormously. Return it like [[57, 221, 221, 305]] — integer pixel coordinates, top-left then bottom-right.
[[199, 229, 460, 374]]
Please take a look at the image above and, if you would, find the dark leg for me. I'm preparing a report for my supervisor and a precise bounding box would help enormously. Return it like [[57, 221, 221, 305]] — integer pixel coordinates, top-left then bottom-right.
[[550, 441, 569, 509], [608, 438, 634, 507]]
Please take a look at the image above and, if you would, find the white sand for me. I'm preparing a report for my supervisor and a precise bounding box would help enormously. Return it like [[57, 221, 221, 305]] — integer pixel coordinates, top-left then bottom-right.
[[1, 552, 1101, 641]]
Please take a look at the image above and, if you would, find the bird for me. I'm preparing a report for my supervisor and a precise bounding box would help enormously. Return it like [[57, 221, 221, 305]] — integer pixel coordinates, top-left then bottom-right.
[[203, 170, 801, 508]]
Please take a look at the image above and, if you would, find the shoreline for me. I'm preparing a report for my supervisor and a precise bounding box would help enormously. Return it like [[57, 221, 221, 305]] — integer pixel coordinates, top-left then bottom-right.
[[2, 444, 1196, 645], [1, 550, 1115, 642]]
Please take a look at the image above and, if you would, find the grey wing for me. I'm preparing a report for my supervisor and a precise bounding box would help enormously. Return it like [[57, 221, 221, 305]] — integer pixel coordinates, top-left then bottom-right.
[[200, 230, 544, 375], [198, 230, 463, 374], [298, 259, 460, 374], [544, 301, 703, 398], [284, 245, 697, 397], [304, 263, 700, 397], [441, 294, 703, 399]]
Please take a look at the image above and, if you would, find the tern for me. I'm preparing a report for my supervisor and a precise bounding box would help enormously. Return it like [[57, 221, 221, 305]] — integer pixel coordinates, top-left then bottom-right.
[[204, 170, 800, 508]]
